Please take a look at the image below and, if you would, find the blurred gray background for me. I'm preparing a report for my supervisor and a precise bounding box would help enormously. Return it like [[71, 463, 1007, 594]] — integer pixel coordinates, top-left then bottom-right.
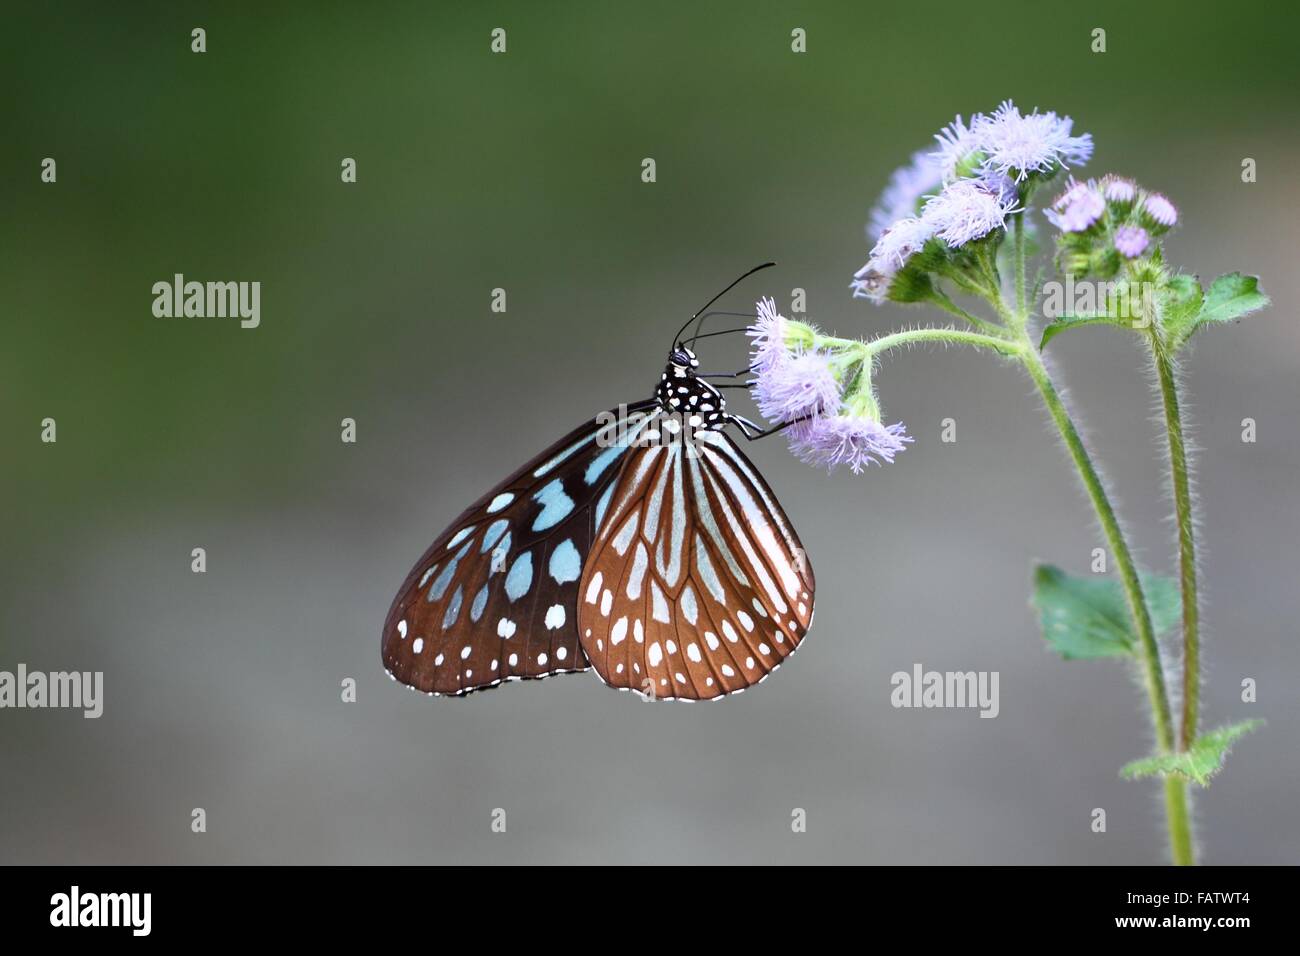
[[1, 1, 1296, 863]]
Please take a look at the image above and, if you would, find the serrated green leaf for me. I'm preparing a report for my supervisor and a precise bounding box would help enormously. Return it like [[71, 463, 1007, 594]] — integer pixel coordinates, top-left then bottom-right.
[[1120, 720, 1264, 786], [1168, 272, 1269, 349], [1031, 564, 1180, 659]]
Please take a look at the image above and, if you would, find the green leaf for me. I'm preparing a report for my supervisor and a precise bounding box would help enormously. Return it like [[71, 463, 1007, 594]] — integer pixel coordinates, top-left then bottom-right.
[[1120, 720, 1264, 786], [1039, 313, 1127, 350], [885, 264, 935, 304], [1167, 272, 1269, 348], [1031, 564, 1180, 659]]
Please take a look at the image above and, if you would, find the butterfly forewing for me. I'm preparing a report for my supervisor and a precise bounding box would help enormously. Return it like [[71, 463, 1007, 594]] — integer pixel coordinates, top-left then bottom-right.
[[578, 430, 815, 700], [382, 400, 658, 696]]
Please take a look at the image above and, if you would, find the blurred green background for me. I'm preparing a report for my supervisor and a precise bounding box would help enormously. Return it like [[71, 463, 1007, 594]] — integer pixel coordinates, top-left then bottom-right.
[[2, 1, 1297, 863]]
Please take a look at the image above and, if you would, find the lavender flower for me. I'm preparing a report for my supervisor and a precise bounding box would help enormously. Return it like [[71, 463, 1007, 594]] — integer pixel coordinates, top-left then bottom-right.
[[971, 100, 1093, 182], [787, 413, 912, 474], [921, 177, 1020, 248], [1044, 179, 1105, 232], [753, 350, 842, 424], [748, 296, 790, 373], [1142, 193, 1178, 228], [869, 216, 935, 270], [852, 216, 935, 303], [932, 115, 981, 181], [1113, 225, 1150, 259], [870, 150, 945, 241], [1101, 175, 1136, 203]]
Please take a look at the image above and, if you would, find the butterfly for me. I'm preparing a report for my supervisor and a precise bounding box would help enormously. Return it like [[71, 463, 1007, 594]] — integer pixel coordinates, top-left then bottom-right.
[[381, 264, 815, 701]]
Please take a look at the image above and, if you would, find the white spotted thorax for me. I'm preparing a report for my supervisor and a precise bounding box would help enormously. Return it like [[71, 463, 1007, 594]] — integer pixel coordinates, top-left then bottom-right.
[[654, 345, 727, 433]]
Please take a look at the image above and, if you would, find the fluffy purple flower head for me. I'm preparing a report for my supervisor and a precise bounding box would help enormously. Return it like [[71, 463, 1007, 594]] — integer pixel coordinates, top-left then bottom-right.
[[748, 296, 790, 373], [852, 216, 935, 303], [971, 101, 1093, 182], [1113, 225, 1150, 259], [932, 115, 981, 181], [1143, 193, 1178, 228], [920, 177, 1020, 248], [787, 413, 912, 474], [869, 150, 944, 241], [754, 350, 842, 425], [1044, 178, 1105, 232], [1101, 175, 1136, 203], [868, 216, 935, 271]]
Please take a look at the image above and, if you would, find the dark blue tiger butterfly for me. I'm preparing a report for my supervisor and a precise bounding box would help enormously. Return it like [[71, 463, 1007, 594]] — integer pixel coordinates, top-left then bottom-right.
[[381, 264, 815, 700]]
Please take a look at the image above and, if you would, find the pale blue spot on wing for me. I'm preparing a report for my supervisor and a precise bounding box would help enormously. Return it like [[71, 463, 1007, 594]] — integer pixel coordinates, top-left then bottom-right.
[[442, 585, 464, 629], [532, 479, 574, 531], [488, 531, 512, 573], [695, 533, 726, 605], [534, 433, 596, 478], [594, 484, 614, 532], [418, 564, 438, 589], [681, 584, 698, 624], [480, 519, 509, 554], [548, 539, 581, 584], [470, 584, 489, 622], [584, 443, 625, 485], [428, 560, 457, 601], [428, 541, 471, 601], [487, 492, 514, 513], [447, 525, 475, 549], [505, 552, 534, 601]]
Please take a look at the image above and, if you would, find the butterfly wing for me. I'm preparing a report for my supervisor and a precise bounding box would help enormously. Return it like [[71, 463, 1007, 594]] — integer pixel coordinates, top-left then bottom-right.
[[578, 429, 815, 700], [382, 400, 660, 696]]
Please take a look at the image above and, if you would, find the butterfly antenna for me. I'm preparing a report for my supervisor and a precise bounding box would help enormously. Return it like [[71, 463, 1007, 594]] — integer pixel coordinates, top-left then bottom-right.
[[673, 262, 776, 349]]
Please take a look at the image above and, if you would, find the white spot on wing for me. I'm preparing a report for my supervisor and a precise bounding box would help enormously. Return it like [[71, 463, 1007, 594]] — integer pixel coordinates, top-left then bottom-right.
[[651, 581, 670, 623]]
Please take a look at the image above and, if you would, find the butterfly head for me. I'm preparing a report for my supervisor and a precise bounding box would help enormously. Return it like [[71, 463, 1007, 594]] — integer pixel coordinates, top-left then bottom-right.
[[668, 344, 700, 374]]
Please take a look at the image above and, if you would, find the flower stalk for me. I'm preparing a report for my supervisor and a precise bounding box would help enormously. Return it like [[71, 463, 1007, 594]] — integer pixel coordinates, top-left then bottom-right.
[[1151, 344, 1200, 751], [759, 98, 1266, 864]]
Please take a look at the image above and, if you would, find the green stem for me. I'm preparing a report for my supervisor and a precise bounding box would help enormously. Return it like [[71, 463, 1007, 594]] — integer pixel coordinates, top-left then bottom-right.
[[865, 327, 1021, 357], [1013, 213, 1028, 318], [1003, 225, 1191, 865], [1152, 347, 1200, 750], [1165, 778, 1194, 866], [930, 289, 1008, 337], [1019, 347, 1176, 753]]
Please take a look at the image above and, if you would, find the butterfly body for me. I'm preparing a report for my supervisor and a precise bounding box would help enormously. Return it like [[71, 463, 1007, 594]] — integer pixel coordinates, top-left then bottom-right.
[[383, 341, 815, 701]]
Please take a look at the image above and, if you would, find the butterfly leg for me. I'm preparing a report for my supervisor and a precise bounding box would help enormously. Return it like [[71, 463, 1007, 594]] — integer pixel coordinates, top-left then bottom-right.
[[698, 366, 756, 380], [729, 413, 814, 441]]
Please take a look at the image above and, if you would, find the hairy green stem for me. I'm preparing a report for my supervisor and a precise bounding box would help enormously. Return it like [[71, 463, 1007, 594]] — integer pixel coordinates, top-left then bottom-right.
[[1152, 347, 1200, 750], [1004, 218, 1192, 864], [1019, 347, 1176, 752], [1165, 778, 1194, 866], [931, 289, 1008, 337], [867, 326, 1020, 357], [1013, 213, 1028, 316], [813, 326, 1019, 361]]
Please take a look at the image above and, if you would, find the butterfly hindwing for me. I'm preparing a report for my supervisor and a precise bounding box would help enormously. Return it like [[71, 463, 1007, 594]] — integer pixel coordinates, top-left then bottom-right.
[[382, 400, 658, 696], [578, 429, 815, 700]]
